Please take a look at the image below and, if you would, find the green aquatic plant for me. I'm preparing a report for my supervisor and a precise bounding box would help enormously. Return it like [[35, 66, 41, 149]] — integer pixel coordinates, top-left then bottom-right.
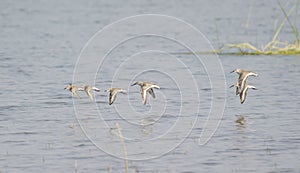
[[206, 1, 300, 55], [211, 40, 300, 55]]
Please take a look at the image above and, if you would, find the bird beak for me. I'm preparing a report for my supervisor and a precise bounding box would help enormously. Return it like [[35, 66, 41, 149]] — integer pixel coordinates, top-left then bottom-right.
[[131, 82, 137, 86], [229, 85, 234, 88], [230, 70, 235, 73]]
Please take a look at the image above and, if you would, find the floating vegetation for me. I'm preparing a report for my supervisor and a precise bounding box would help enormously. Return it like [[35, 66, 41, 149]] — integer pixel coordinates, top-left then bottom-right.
[[210, 40, 300, 55], [200, 1, 300, 55]]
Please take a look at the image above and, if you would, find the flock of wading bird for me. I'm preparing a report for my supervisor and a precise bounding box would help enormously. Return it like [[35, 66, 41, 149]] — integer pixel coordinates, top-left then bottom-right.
[[65, 68, 258, 125], [64, 81, 160, 105]]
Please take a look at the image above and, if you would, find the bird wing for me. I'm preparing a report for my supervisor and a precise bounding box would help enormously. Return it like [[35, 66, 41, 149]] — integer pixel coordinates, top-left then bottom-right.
[[72, 91, 81, 99], [144, 84, 160, 103], [77, 87, 84, 91], [230, 83, 240, 95], [86, 90, 94, 101], [148, 88, 155, 98], [240, 88, 247, 104], [151, 84, 160, 89], [235, 86, 240, 95], [92, 87, 100, 92], [248, 85, 257, 90], [248, 72, 258, 77], [109, 91, 118, 105], [141, 87, 148, 105], [119, 89, 127, 93], [238, 73, 249, 92], [239, 72, 257, 91]]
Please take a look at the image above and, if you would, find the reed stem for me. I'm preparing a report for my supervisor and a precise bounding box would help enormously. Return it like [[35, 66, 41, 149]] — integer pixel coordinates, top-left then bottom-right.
[[116, 123, 129, 173]]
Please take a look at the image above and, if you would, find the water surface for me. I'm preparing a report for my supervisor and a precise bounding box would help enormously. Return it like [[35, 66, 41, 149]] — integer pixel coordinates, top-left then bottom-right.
[[0, 0, 299, 172]]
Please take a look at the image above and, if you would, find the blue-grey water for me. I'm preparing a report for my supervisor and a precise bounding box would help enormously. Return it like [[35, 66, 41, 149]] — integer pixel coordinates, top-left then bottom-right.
[[1, 0, 300, 172]]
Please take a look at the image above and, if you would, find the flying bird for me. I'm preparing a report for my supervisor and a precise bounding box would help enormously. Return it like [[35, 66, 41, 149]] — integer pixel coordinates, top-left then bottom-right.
[[105, 88, 127, 105], [64, 83, 84, 98], [231, 69, 258, 94], [131, 81, 160, 105], [82, 85, 100, 101]]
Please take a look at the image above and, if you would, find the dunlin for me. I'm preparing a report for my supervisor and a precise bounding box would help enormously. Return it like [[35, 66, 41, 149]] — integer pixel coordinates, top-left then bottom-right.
[[231, 69, 258, 94], [131, 81, 160, 105], [105, 88, 127, 105], [82, 85, 100, 101], [64, 83, 83, 98]]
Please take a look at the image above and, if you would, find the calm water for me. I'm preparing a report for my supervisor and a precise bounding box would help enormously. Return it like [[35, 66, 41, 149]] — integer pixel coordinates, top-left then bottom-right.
[[1, 0, 300, 172]]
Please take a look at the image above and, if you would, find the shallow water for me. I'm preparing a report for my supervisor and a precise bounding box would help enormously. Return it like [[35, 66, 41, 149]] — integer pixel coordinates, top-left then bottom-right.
[[1, 0, 300, 172]]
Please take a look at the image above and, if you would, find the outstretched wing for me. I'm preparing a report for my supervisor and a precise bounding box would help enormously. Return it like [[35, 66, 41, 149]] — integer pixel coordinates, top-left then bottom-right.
[[86, 90, 94, 101], [230, 83, 240, 95], [240, 88, 247, 104], [238, 73, 247, 92], [141, 87, 148, 105], [239, 72, 257, 92], [110, 89, 127, 105], [72, 91, 81, 99], [235, 86, 240, 95], [148, 88, 155, 98], [92, 87, 100, 92], [109, 92, 117, 105]]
